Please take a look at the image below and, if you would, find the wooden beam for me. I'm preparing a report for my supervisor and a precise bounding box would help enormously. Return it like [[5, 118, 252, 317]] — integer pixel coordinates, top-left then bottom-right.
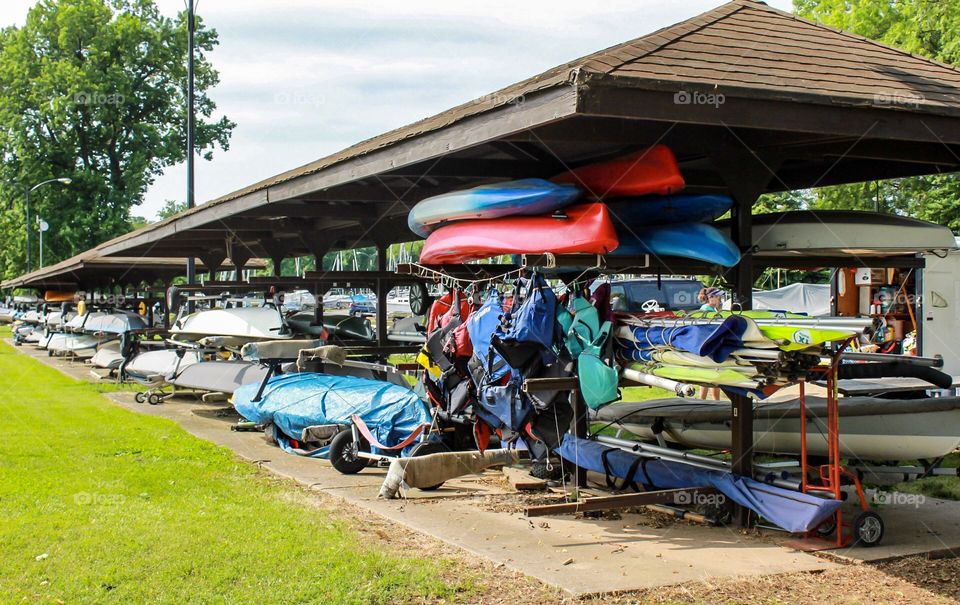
[[579, 83, 960, 146], [525, 488, 717, 517]]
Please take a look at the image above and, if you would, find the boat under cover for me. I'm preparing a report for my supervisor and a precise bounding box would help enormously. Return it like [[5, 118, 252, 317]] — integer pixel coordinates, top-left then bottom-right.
[[592, 396, 960, 461], [46, 333, 103, 356], [717, 210, 957, 258], [233, 372, 431, 457], [89, 341, 125, 370], [171, 307, 289, 342], [171, 360, 273, 394], [83, 311, 148, 334], [558, 434, 841, 533], [123, 349, 202, 383]]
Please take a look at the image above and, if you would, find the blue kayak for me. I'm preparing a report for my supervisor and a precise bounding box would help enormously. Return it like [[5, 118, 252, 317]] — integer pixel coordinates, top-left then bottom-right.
[[612, 222, 741, 267], [407, 178, 581, 238], [606, 193, 732, 228]]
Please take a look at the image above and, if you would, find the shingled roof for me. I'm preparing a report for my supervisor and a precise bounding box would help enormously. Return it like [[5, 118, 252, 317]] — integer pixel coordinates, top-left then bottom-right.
[[578, 0, 960, 109], [91, 0, 960, 263], [203, 0, 960, 206]]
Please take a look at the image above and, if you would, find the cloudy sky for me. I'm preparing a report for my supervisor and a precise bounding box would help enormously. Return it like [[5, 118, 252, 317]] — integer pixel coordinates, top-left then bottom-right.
[[2, 0, 793, 220]]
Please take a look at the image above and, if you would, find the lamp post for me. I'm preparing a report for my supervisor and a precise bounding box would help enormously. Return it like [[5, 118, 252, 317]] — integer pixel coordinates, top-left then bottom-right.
[[37, 217, 49, 269], [24, 177, 71, 272]]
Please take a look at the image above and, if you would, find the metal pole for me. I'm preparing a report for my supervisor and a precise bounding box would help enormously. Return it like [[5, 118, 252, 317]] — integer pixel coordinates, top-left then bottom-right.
[[38, 218, 43, 269], [185, 0, 196, 298], [24, 186, 31, 273]]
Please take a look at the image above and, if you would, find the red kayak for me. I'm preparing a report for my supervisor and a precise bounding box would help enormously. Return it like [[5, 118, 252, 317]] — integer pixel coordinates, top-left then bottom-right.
[[419, 203, 619, 264], [552, 145, 684, 198]]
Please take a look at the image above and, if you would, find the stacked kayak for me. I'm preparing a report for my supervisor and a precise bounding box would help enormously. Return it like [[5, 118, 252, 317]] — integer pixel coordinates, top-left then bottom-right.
[[410, 145, 741, 267]]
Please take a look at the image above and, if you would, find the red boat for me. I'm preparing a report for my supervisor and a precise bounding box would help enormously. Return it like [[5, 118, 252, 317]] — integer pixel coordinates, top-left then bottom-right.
[[552, 145, 684, 198], [419, 203, 619, 264]]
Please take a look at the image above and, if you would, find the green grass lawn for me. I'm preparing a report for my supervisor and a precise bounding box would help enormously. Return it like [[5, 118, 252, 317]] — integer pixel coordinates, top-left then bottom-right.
[[0, 338, 470, 604], [892, 453, 960, 500]]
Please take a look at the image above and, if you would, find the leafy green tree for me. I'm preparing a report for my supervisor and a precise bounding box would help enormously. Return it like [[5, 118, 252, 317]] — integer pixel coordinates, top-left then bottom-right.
[[794, 0, 960, 228], [0, 0, 234, 279], [156, 199, 188, 221]]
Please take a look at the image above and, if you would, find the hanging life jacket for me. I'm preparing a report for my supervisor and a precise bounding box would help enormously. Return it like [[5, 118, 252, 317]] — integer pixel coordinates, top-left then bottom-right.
[[493, 272, 560, 371], [466, 289, 511, 384]]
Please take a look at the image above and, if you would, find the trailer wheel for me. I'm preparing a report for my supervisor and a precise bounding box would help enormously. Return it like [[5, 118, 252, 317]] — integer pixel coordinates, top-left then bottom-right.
[[853, 511, 884, 547], [409, 441, 449, 490], [815, 517, 837, 538], [329, 429, 368, 474], [135, 392, 146, 404]]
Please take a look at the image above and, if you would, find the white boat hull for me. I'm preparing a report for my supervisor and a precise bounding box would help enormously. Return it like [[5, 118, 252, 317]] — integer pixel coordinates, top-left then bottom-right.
[[171, 307, 289, 342], [595, 397, 960, 461], [124, 349, 201, 382]]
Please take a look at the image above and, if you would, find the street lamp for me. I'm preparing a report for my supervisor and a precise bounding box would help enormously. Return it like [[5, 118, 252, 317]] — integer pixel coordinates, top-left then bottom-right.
[[37, 217, 50, 269], [24, 177, 71, 272]]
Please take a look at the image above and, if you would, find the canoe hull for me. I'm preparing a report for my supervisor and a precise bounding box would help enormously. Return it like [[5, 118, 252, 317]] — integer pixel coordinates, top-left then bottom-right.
[[420, 202, 619, 264], [612, 222, 741, 267], [552, 145, 685, 197], [407, 178, 581, 238], [607, 194, 733, 227]]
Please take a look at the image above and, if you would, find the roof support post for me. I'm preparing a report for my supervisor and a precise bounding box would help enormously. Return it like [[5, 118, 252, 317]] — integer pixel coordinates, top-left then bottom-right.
[[375, 245, 388, 346], [197, 250, 226, 276], [710, 147, 780, 528], [225, 237, 252, 280]]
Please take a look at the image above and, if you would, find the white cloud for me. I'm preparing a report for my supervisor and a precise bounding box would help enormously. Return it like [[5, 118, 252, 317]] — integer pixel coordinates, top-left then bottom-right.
[[2, 0, 795, 220]]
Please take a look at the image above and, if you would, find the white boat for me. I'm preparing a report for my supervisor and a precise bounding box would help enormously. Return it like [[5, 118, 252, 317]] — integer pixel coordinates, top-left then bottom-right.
[[123, 349, 201, 384], [593, 396, 960, 461], [19, 310, 42, 324], [65, 311, 104, 332], [170, 307, 289, 343], [719, 210, 957, 257], [171, 360, 274, 394], [90, 341, 125, 370], [47, 333, 102, 358], [84, 311, 148, 334]]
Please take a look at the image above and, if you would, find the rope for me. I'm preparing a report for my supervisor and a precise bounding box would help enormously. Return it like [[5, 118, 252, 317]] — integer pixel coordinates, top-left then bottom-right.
[[407, 262, 525, 289]]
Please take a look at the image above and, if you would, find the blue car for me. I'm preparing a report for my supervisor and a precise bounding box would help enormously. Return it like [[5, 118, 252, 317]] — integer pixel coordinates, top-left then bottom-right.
[[349, 300, 376, 316]]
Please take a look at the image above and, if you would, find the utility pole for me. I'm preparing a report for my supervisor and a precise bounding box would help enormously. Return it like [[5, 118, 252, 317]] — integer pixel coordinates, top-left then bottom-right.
[[185, 0, 197, 309]]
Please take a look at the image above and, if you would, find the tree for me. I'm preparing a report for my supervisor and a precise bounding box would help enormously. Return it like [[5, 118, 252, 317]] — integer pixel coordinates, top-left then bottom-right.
[[0, 0, 234, 279], [156, 199, 188, 221], [794, 0, 960, 228]]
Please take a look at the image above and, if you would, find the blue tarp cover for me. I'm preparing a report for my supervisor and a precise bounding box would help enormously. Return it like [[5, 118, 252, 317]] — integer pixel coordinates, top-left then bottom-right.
[[558, 435, 842, 533], [620, 316, 748, 362], [233, 372, 431, 458]]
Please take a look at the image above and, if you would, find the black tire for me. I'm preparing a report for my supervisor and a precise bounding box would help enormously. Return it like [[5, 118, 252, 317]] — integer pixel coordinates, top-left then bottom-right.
[[148, 393, 162, 405], [853, 511, 884, 547], [530, 459, 566, 481], [409, 441, 449, 491], [329, 429, 369, 474], [134, 392, 146, 404], [815, 517, 837, 538]]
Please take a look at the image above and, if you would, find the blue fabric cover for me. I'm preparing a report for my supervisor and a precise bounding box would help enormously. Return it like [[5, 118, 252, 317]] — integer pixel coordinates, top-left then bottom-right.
[[467, 290, 510, 381], [233, 372, 431, 458], [558, 435, 842, 533], [620, 316, 748, 362], [497, 273, 559, 351]]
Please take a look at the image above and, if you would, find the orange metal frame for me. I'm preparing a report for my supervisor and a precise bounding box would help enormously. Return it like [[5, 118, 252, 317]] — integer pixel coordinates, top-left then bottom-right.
[[799, 338, 870, 548]]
